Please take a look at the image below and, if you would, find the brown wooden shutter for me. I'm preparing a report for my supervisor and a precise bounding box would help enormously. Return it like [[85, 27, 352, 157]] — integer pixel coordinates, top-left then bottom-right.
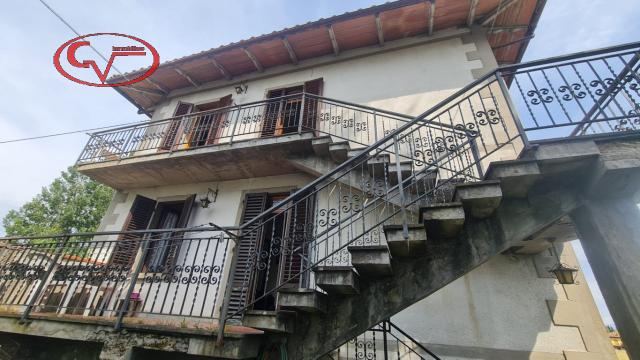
[[303, 78, 323, 130], [280, 192, 315, 287], [227, 193, 268, 317], [206, 94, 234, 145], [161, 102, 193, 150], [163, 194, 196, 273], [111, 195, 157, 268]]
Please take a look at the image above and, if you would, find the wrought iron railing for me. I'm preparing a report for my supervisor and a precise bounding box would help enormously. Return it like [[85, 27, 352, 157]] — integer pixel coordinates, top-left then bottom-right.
[[0, 228, 231, 330], [330, 320, 441, 360], [75, 93, 421, 165], [217, 41, 640, 323]]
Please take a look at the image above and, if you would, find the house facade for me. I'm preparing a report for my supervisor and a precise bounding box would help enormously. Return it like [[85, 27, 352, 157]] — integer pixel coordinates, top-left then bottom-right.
[[1, 1, 638, 359]]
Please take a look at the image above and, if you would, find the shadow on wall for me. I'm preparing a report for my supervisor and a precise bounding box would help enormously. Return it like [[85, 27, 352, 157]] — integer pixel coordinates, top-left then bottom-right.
[[0, 331, 102, 360], [391, 242, 615, 360]]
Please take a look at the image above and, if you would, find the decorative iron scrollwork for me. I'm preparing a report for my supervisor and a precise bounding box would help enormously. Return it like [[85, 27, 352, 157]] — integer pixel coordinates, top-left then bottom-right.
[[558, 83, 587, 101], [527, 88, 554, 105]]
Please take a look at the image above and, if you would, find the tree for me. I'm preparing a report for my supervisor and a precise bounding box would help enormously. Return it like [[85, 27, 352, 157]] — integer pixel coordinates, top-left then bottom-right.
[[3, 167, 113, 236]]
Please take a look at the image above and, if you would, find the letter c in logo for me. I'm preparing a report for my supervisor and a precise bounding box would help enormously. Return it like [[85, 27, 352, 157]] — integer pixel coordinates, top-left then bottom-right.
[[67, 41, 91, 68]]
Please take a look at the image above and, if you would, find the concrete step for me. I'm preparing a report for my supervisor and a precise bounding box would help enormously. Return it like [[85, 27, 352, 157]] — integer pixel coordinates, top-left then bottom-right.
[[313, 266, 360, 295], [367, 154, 390, 176], [383, 224, 427, 257], [420, 202, 465, 238], [278, 288, 328, 313], [329, 142, 351, 163], [388, 161, 412, 185], [454, 180, 502, 219], [312, 136, 332, 157], [485, 159, 540, 198], [242, 310, 295, 333], [347, 245, 393, 277]]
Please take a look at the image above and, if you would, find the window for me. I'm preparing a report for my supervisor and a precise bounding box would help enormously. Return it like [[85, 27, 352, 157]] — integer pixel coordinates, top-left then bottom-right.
[[261, 78, 323, 138], [110, 194, 196, 272]]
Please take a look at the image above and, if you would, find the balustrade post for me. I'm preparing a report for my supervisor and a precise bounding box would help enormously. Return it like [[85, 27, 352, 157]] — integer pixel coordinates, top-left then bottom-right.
[[114, 235, 150, 331], [216, 230, 241, 347], [229, 105, 242, 144], [495, 73, 530, 148], [373, 111, 379, 143], [298, 93, 306, 134], [393, 136, 409, 240], [20, 236, 70, 323]]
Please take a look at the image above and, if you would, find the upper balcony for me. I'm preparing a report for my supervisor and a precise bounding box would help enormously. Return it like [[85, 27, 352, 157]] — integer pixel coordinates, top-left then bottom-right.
[[75, 93, 419, 189]]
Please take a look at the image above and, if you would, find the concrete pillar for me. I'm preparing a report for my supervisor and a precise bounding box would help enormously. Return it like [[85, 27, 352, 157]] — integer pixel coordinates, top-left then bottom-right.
[[570, 197, 640, 360]]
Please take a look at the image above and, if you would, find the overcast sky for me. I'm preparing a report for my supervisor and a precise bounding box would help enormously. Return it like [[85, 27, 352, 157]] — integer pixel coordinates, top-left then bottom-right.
[[1, 0, 638, 328]]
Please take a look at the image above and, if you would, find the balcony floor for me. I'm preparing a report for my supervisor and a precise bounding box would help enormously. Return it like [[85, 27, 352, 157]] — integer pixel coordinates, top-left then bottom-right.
[[77, 132, 317, 189]]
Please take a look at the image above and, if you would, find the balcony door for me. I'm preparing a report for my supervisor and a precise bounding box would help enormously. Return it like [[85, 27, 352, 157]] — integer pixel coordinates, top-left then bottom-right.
[[227, 191, 315, 315], [260, 78, 323, 138], [160, 95, 233, 150]]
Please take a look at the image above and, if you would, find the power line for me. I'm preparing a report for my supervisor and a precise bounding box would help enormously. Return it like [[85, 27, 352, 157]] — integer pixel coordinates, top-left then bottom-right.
[[0, 1, 154, 146], [38, 0, 126, 77], [0, 120, 148, 144]]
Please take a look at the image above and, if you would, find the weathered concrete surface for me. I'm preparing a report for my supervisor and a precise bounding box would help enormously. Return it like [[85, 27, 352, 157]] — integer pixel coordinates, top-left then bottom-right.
[[454, 180, 502, 218], [0, 315, 262, 360], [570, 197, 640, 360], [485, 159, 540, 198], [242, 310, 295, 333], [311, 136, 332, 156], [421, 203, 466, 238], [278, 289, 328, 313], [384, 224, 427, 257], [0, 331, 102, 360], [285, 183, 584, 359], [314, 266, 360, 295], [77, 132, 316, 190], [348, 245, 393, 276], [329, 142, 350, 163]]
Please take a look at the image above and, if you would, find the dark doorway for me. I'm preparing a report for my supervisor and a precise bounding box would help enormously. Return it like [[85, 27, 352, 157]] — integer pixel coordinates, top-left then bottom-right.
[[226, 191, 315, 315]]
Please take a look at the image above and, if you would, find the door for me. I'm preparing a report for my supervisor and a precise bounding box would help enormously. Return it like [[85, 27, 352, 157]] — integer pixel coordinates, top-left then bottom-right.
[[186, 95, 234, 147], [227, 192, 315, 314], [160, 102, 193, 150]]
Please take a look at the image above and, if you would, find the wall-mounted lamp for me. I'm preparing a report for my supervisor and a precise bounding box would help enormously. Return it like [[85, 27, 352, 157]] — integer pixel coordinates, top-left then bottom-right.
[[548, 242, 579, 284], [234, 83, 248, 94], [199, 185, 219, 208]]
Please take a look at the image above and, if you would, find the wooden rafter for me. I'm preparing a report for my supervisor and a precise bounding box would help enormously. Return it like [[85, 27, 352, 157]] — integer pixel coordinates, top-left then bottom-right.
[[467, 0, 480, 27], [375, 13, 385, 46], [282, 37, 298, 64], [428, 1, 436, 36], [242, 47, 264, 72], [144, 78, 168, 95], [481, 0, 523, 26], [487, 24, 529, 33], [327, 25, 340, 55], [210, 57, 231, 80], [174, 67, 199, 87], [124, 86, 164, 97]]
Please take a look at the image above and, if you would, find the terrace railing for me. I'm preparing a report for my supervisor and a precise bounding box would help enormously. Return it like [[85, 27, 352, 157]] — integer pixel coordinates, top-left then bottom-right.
[[76, 93, 421, 165], [331, 320, 441, 360], [217, 41, 640, 322], [0, 228, 231, 330]]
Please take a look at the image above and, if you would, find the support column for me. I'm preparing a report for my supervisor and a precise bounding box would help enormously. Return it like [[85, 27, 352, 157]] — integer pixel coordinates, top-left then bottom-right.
[[570, 197, 640, 360]]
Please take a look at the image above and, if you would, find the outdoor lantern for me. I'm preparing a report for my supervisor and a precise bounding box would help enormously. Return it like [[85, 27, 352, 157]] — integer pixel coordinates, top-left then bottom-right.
[[550, 263, 579, 284], [199, 186, 219, 208], [547, 242, 579, 284], [235, 83, 248, 94]]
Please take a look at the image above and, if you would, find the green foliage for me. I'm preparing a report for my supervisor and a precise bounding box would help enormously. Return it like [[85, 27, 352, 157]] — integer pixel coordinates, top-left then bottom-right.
[[2, 167, 113, 236]]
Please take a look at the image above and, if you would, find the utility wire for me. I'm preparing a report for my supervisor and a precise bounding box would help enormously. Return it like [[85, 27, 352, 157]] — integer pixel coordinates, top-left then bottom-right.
[[0, 1, 151, 145], [0, 120, 148, 144]]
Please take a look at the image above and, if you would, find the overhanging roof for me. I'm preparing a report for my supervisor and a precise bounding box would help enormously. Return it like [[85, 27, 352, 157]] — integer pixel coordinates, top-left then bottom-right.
[[112, 0, 546, 114]]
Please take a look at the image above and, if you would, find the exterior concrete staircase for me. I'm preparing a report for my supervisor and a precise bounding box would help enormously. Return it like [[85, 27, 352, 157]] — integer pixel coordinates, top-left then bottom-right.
[[241, 136, 640, 359]]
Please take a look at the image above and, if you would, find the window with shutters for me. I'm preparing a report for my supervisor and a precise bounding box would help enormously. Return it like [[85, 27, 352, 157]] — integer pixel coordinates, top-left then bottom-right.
[[261, 78, 323, 137], [227, 191, 315, 315], [160, 102, 193, 150], [110, 195, 157, 268]]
